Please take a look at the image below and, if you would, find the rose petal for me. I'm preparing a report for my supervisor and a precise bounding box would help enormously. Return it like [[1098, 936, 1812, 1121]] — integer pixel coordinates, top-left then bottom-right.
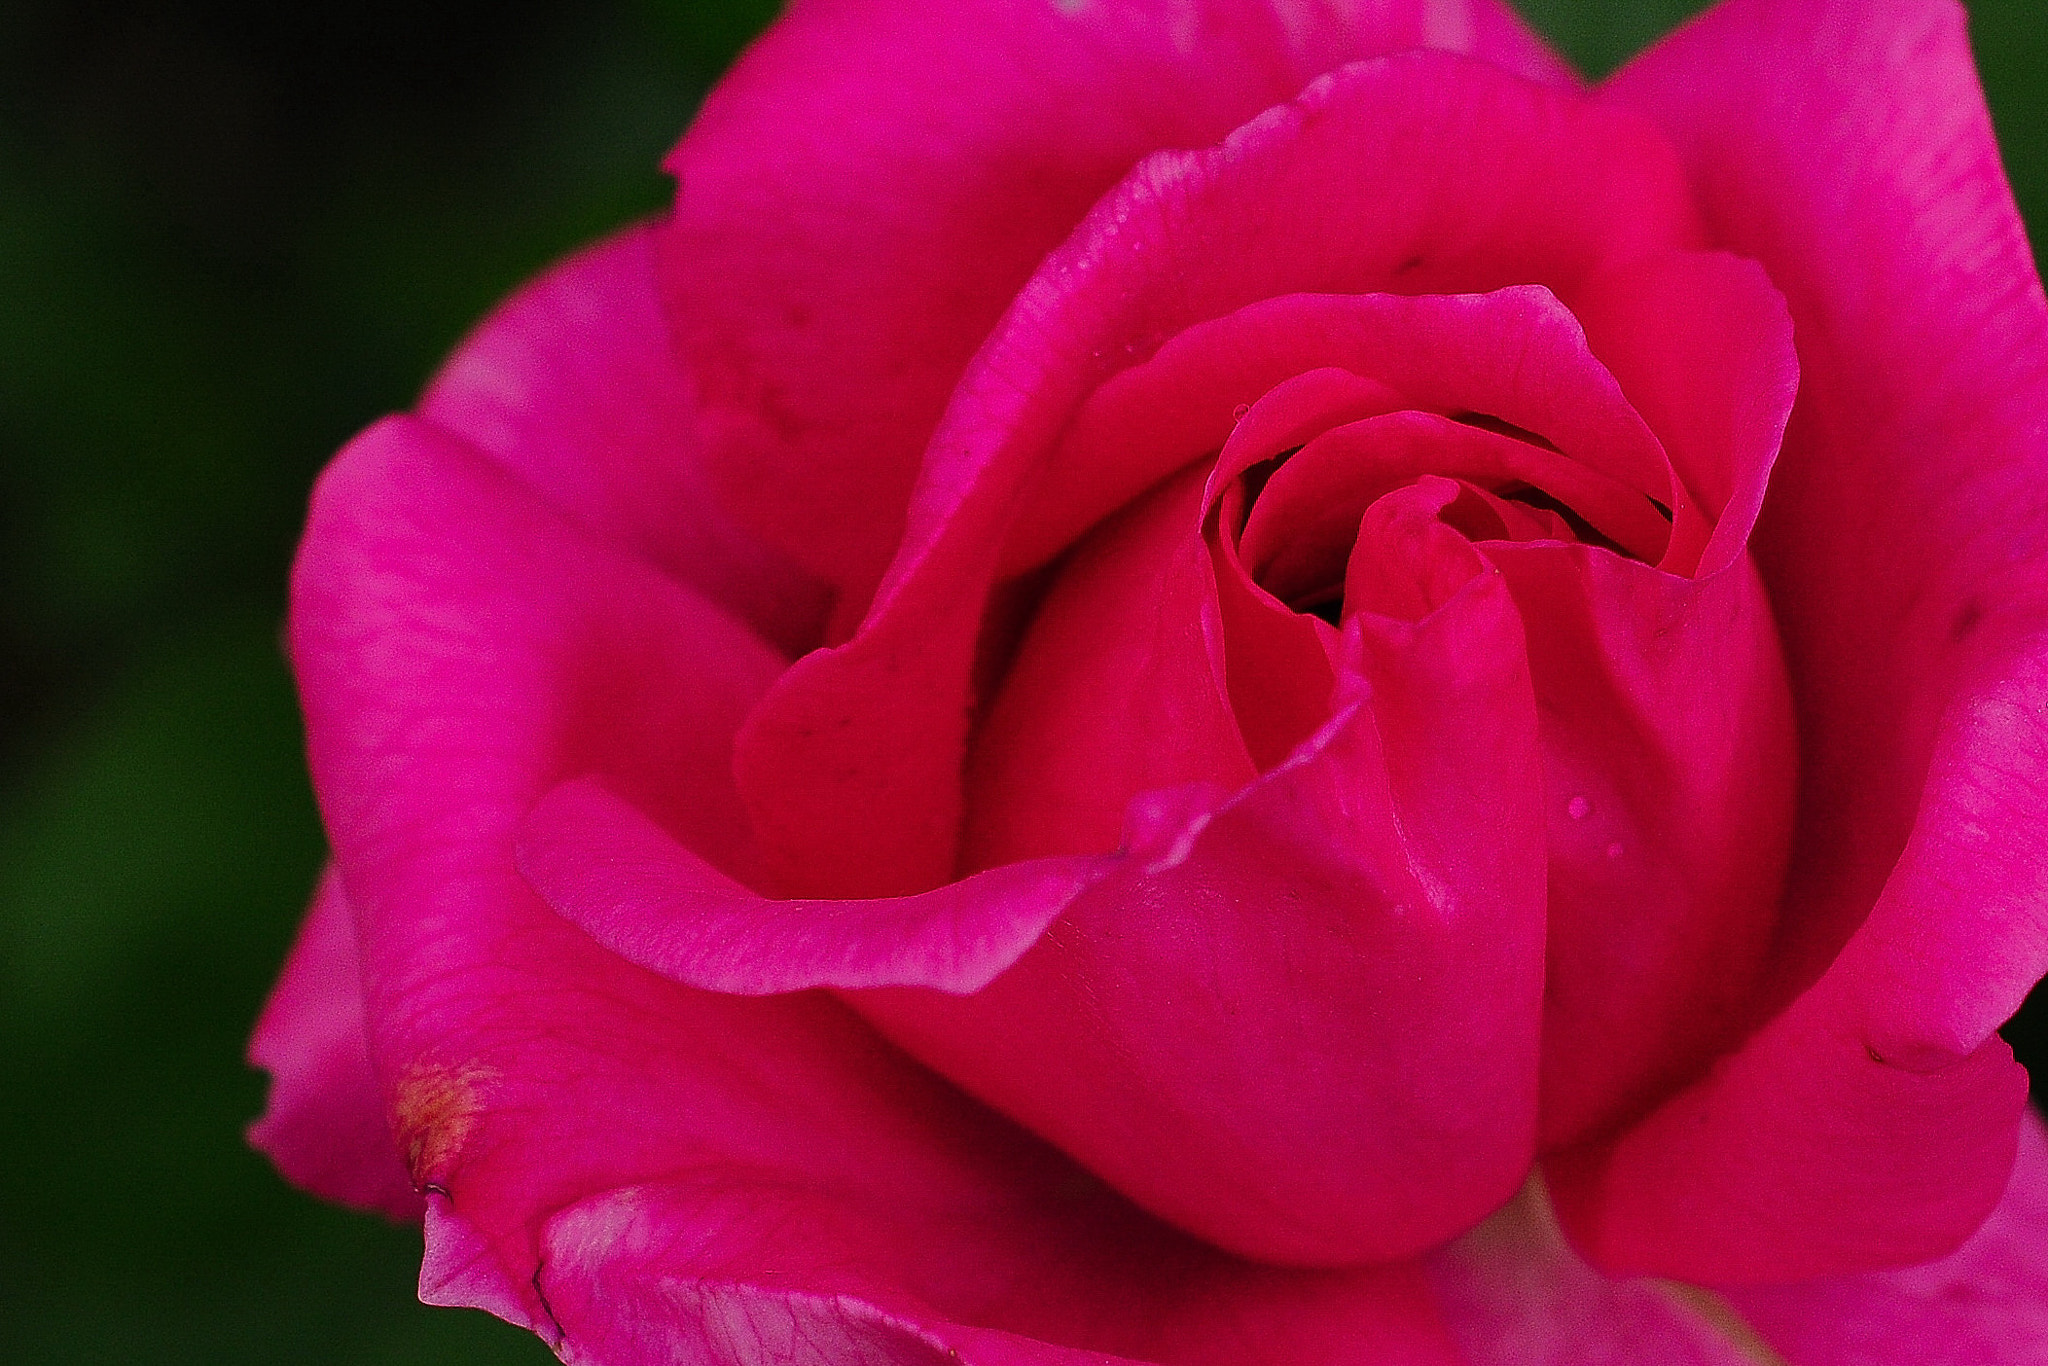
[[247, 867, 421, 1222], [1342, 477, 1511, 624], [1557, 0, 2048, 1281], [1239, 411, 1674, 585], [1020, 282, 1691, 585], [291, 412, 786, 1322], [1440, 1125, 2048, 1366], [1729, 1109, 2048, 1364], [521, 775, 1148, 996], [527, 1177, 1466, 1366], [742, 57, 1706, 894], [1200, 369, 1400, 767], [1483, 544, 1797, 1150], [288, 400, 1471, 1365], [662, 0, 1574, 601], [1568, 249, 1798, 578], [1429, 1180, 1771, 1366], [1547, 697, 2038, 1282], [965, 463, 1255, 869], [417, 223, 829, 657], [855, 550, 1548, 1267]]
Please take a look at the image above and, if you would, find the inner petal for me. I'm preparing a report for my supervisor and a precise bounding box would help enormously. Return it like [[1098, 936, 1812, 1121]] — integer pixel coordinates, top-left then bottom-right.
[[1236, 410, 1674, 615]]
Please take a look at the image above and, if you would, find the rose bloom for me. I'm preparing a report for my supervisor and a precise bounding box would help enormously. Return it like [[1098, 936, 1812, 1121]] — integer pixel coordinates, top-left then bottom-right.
[[250, 0, 2048, 1359]]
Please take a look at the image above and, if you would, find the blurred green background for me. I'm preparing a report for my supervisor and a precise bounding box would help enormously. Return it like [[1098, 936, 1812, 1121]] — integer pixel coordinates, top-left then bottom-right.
[[1, 2, 2042, 1361]]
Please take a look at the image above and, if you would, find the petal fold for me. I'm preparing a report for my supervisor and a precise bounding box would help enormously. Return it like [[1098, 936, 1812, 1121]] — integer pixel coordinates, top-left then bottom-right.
[[1729, 1110, 2048, 1365], [247, 868, 421, 1222], [521, 776, 1131, 996]]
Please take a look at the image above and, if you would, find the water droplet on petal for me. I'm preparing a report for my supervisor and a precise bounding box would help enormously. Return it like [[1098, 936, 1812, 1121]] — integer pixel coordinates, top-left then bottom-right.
[[1567, 796, 1591, 821], [1231, 403, 1250, 422]]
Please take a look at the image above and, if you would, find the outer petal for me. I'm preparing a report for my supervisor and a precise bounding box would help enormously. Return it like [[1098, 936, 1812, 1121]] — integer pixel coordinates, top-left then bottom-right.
[[738, 51, 1705, 900], [663, 0, 1574, 599], [289, 415, 1466, 1363], [418, 223, 829, 657], [1729, 1109, 2048, 1364], [1439, 1133, 2048, 1364], [422, 1108, 1469, 1366], [527, 1179, 1465, 1366], [247, 867, 421, 1222], [294, 412, 782, 1325], [1562, 0, 2048, 1280]]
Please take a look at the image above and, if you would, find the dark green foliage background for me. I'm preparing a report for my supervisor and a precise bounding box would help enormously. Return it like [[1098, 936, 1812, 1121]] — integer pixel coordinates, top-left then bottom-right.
[[0, 3, 2041, 1360]]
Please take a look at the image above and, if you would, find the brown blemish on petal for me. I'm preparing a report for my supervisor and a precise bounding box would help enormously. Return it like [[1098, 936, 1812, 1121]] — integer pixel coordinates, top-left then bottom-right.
[[1952, 597, 1986, 643], [391, 1061, 496, 1191]]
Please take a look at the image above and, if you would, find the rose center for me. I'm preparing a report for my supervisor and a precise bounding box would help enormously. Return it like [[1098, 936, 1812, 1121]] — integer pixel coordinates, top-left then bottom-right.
[[1221, 407, 1674, 628]]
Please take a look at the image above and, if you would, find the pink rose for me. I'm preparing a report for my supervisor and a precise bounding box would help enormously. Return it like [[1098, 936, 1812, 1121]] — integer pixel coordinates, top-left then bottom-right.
[[251, 0, 2048, 1359]]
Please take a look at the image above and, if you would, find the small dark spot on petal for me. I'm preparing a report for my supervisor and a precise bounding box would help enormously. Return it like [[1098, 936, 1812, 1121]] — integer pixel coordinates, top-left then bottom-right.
[[1953, 598, 1986, 642], [1866, 1044, 1888, 1065]]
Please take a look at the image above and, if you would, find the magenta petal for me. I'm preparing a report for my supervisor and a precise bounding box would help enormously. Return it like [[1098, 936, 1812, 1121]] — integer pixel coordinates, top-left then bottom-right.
[[855, 557, 1548, 1267], [521, 776, 1132, 995], [1430, 1183, 1771, 1366], [290, 407, 1468, 1362], [1025, 280, 1685, 586], [417, 224, 828, 656], [1242, 411, 1674, 580], [662, 0, 1573, 598], [744, 70, 1700, 890], [296, 415, 784, 895], [966, 464, 1255, 869], [1548, 694, 2040, 1281], [291, 411, 782, 1319], [418, 1196, 535, 1331], [1559, 0, 2048, 1281], [1342, 478, 1499, 624], [1194, 368, 1404, 766], [247, 868, 420, 1222], [1729, 1110, 2048, 1364], [1486, 544, 1797, 1151], [1568, 249, 1797, 578], [523, 1177, 1466, 1366]]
